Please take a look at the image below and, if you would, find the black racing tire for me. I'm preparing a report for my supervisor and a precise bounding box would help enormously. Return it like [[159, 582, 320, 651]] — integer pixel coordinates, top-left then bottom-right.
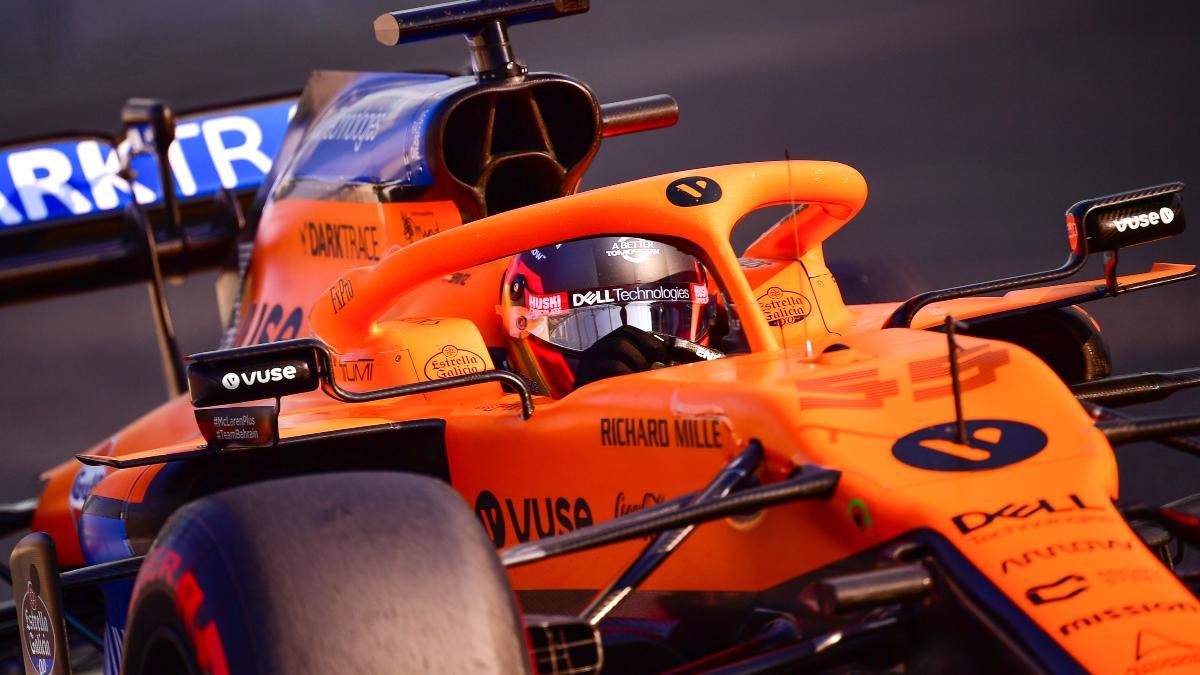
[[121, 472, 530, 674]]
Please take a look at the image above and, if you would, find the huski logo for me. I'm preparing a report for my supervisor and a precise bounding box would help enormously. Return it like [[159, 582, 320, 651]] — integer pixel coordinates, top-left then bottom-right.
[[222, 365, 298, 390], [1111, 207, 1175, 233], [527, 291, 567, 316]]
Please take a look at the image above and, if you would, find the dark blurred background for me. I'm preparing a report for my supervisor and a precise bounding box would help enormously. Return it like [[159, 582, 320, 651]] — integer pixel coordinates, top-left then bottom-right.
[[0, 1, 1197, 508]]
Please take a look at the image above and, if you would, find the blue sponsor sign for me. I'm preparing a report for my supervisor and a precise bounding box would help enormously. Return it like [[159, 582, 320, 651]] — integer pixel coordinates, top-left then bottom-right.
[[0, 98, 296, 230], [288, 73, 469, 188]]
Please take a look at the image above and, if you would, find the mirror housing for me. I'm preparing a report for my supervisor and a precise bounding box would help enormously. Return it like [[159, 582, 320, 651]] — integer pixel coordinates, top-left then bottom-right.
[[187, 317, 497, 407], [883, 181, 1188, 329], [187, 340, 324, 407], [1067, 182, 1185, 255]]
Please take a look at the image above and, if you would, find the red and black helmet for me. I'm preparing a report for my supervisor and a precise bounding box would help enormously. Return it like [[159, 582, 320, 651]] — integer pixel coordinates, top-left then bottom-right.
[[499, 236, 714, 397]]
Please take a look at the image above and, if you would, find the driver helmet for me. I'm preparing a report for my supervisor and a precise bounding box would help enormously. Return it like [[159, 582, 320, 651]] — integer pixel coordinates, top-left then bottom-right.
[[500, 236, 715, 397]]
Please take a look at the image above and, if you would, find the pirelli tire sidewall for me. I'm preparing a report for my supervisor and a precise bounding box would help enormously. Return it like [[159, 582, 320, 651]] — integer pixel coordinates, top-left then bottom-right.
[[121, 472, 531, 675], [121, 496, 243, 675]]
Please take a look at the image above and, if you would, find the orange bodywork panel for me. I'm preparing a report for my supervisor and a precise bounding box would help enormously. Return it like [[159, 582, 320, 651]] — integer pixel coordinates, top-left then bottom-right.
[[33, 160, 1199, 673], [232, 198, 463, 347]]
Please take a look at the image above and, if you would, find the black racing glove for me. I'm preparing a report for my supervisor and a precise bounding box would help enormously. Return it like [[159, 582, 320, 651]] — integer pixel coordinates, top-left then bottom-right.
[[573, 325, 721, 388], [573, 325, 669, 389]]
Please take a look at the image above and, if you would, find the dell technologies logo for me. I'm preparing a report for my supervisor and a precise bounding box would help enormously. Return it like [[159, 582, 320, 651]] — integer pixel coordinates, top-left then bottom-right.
[[221, 366, 299, 390], [1111, 207, 1175, 233]]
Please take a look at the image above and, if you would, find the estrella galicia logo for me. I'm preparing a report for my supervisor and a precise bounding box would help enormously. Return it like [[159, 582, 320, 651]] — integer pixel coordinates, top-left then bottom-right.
[[666, 176, 721, 207], [1026, 574, 1089, 606], [20, 578, 55, 675], [892, 419, 1047, 472]]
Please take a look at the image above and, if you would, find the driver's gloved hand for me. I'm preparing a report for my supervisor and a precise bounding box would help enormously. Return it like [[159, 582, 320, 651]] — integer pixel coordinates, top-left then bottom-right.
[[573, 325, 668, 388]]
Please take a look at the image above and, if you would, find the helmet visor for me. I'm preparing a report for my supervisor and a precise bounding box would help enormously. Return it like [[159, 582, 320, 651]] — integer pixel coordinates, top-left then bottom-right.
[[545, 301, 707, 352], [507, 282, 712, 353]]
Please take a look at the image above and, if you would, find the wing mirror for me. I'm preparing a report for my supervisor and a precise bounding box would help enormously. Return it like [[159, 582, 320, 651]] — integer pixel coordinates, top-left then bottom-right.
[[187, 340, 324, 407], [883, 181, 1188, 328], [1067, 182, 1184, 255]]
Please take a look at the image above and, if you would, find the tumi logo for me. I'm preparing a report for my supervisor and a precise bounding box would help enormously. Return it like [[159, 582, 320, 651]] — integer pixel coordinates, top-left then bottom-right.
[[221, 365, 298, 390], [1111, 207, 1175, 233]]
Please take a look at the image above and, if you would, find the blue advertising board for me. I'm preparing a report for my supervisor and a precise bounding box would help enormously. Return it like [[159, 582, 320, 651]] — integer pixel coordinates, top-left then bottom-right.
[[0, 98, 296, 231], [287, 73, 470, 188]]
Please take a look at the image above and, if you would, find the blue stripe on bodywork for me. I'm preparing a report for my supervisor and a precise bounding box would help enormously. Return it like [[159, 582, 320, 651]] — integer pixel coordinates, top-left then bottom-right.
[[286, 73, 465, 188], [79, 506, 136, 675]]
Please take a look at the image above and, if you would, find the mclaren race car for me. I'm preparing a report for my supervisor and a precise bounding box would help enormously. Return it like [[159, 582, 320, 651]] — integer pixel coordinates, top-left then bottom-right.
[[1, 1, 1199, 673]]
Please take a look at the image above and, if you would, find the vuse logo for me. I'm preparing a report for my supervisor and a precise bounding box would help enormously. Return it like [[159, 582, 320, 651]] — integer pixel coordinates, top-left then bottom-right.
[[1112, 207, 1175, 233], [221, 366, 298, 390]]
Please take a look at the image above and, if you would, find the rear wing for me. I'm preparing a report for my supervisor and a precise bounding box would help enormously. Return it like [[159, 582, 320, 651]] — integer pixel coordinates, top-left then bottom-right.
[[882, 182, 1190, 328], [0, 95, 297, 304]]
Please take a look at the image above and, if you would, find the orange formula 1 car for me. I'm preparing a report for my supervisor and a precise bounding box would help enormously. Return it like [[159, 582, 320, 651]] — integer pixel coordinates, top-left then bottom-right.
[[2, 2, 1200, 674]]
